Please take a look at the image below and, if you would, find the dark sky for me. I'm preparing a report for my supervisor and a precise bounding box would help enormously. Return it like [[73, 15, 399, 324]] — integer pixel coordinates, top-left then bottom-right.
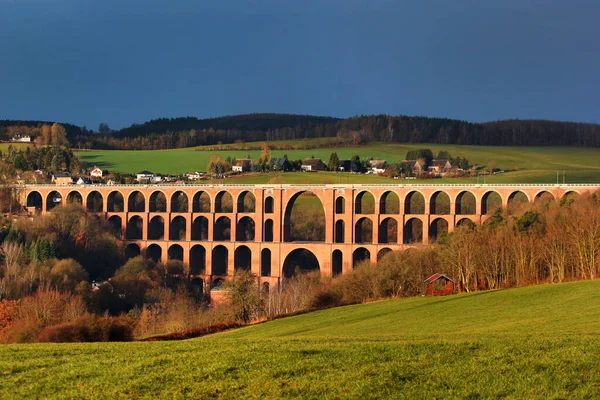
[[1, 0, 598, 129]]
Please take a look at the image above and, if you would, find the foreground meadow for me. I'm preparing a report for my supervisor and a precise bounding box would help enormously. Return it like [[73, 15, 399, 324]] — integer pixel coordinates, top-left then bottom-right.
[[2, 280, 600, 399], [76, 142, 600, 183]]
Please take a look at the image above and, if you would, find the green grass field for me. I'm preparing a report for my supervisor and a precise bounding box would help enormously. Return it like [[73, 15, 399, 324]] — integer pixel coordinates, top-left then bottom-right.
[[76, 141, 600, 183], [2, 280, 600, 398]]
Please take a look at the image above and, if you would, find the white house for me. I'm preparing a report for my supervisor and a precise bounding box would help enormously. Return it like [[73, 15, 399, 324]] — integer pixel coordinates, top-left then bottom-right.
[[10, 135, 31, 143], [136, 170, 155, 182], [186, 172, 203, 180], [77, 177, 92, 185], [90, 166, 103, 178], [232, 159, 252, 173]]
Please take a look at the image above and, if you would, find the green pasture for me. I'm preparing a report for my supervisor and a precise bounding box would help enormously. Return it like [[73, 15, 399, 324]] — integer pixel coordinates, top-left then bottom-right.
[[2, 280, 600, 398], [76, 141, 600, 183], [0, 142, 34, 151]]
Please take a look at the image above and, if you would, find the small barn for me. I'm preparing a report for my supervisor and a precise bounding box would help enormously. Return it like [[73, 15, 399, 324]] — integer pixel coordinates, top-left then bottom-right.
[[424, 273, 454, 296]]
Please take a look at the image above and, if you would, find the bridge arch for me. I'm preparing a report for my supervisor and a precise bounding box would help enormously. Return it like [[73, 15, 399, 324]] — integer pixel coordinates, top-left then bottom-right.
[[261, 248, 271, 277], [264, 219, 274, 242], [46, 191, 62, 211], [169, 216, 187, 241], [26, 191, 43, 211], [430, 191, 451, 215], [107, 191, 124, 212], [67, 191, 82, 205], [405, 191, 425, 214], [563, 190, 580, 201], [355, 217, 373, 243], [379, 191, 400, 214], [283, 191, 325, 242], [212, 245, 228, 276], [481, 191, 502, 214], [168, 244, 184, 261], [332, 250, 343, 277], [377, 248, 392, 261], [126, 216, 143, 240], [379, 217, 398, 244], [534, 190, 555, 204], [455, 191, 476, 215], [214, 216, 231, 241], [457, 217, 477, 229], [192, 191, 211, 213], [125, 243, 140, 260], [508, 190, 529, 208], [86, 191, 103, 212], [149, 191, 167, 212], [404, 217, 423, 244], [215, 191, 233, 213], [192, 216, 209, 240], [282, 248, 320, 278], [108, 215, 122, 238], [430, 218, 449, 243], [236, 216, 255, 241], [190, 245, 206, 275], [355, 191, 375, 214], [335, 197, 345, 214], [171, 191, 189, 213], [148, 216, 165, 240], [352, 247, 370, 268], [237, 191, 256, 213], [146, 243, 162, 263], [234, 245, 252, 272], [128, 191, 145, 212], [335, 220, 345, 243]]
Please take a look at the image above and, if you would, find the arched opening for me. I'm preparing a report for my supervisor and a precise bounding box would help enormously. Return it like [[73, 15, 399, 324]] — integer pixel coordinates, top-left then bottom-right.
[[380, 191, 400, 214], [482, 191, 502, 214], [190, 245, 206, 275], [214, 216, 231, 241], [26, 191, 43, 211], [377, 248, 392, 261], [108, 215, 122, 238], [168, 244, 184, 261], [332, 250, 343, 277], [264, 196, 274, 214], [125, 244, 140, 260], [403, 218, 423, 244], [282, 249, 320, 278], [107, 191, 124, 212], [192, 191, 211, 213], [405, 191, 425, 214], [335, 197, 345, 214], [169, 216, 187, 241], [86, 191, 103, 212], [264, 219, 273, 242], [212, 245, 228, 276], [508, 191, 529, 211], [457, 218, 477, 230], [562, 191, 580, 202], [189, 278, 204, 299], [355, 217, 373, 244], [379, 218, 398, 244], [236, 217, 255, 242], [237, 191, 255, 213], [191, 216, 209, 241], [149, 191, 167, 212], [148, 216, 164, 240], [126, 216, 143, 240], [128, 191, 145, 212], [352, 248, 370, 268], [456, 191, 476, 215], [234, 246, 252, 272], [355, 191, 375, 214], [67, 191, 82, 205], [335, 220, 345, 243], [430, 191, 451, 214], [284, 191, 325, 242], [171, 191, 189, 213], [146, 244, 162, 264], [261, 249, 271, 277], [429, 218, 449, 243], [46, 191, 62, 211], [215, 191, 233, 213], [534, 191, 555, 204]]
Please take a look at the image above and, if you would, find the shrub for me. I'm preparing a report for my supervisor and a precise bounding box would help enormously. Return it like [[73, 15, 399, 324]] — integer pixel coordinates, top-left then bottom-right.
[[37, 315, 134, 343]]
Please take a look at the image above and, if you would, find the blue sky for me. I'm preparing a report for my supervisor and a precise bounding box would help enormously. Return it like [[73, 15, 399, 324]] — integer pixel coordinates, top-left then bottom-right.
[[1, 0, 598, 129]]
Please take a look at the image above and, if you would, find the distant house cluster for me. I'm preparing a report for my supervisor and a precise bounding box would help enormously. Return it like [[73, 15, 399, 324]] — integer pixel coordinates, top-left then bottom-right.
[[402, 159, 452, 175], [10, 135, 31, 143], [232, 159, 253, 172]]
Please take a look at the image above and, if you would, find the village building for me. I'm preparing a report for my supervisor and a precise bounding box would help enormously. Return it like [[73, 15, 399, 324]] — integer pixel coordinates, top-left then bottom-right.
[[232, 159, 253, 173], [424, 273, 455, 296], [10, 135, 31, 143], [136, 170, 155, 183], [186, 172, 203, 180], [52, 172, 74, 185], [301, 158, 326, 172], [77, 177, 92, 185], [90, 166, 103, 178], [270, 157, 289, 171], [428, 159, 453, 174], [368, 159, 387, 174]]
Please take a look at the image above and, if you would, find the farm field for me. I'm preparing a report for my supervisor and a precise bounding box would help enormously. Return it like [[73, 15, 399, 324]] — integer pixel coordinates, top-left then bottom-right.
[[76, 142, 600, 184], [2, 280, 600, 398]]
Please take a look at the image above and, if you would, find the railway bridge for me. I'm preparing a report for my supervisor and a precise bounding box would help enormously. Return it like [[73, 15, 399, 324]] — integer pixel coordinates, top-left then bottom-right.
[[22, 183, 598, 289]]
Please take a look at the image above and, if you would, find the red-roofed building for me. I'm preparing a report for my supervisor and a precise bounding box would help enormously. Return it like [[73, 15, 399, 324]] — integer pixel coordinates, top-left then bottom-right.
[[424, 273, 454, 296]]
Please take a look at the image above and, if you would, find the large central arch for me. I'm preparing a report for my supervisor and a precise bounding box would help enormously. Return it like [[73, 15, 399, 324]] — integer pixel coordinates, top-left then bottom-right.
[[282, 248, 320, 277], [283, 191, 326, 242]]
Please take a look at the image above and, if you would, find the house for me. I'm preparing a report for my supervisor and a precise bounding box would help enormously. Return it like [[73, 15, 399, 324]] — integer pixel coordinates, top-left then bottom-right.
[[52, 172, 74, 185], [186, 172, 203, 180], [402, 159, 427, 175], [10, 135, 31, 143], [270, 157, 289, 171], [232, 159, 252, 173], [90, 166, 103, 178], [428, 159, 452, 173], [106, 179, 115, 186], [136, 170, 155, 182], [368, 159, 387, 174], [338, 159, 361, 173], [301, 158, 326, 172], [424, 273, 455, 296], [77, 177, 92, 185]]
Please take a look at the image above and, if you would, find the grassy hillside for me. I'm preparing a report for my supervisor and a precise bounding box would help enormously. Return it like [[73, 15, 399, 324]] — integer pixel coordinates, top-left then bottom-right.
[[2, 280, 600, 398], [76, 141, 600, 183]]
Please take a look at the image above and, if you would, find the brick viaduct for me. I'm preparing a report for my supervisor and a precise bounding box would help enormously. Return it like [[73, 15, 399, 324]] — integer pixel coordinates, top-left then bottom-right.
[[22, 183, 597, 289]]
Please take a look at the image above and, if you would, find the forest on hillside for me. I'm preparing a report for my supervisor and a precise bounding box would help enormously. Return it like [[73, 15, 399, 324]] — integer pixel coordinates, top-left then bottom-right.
[[2, 113, 600, 150]]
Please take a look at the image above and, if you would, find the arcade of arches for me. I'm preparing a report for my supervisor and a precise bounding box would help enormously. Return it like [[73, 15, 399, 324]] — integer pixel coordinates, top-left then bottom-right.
[[23, 184, 593, 287]]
